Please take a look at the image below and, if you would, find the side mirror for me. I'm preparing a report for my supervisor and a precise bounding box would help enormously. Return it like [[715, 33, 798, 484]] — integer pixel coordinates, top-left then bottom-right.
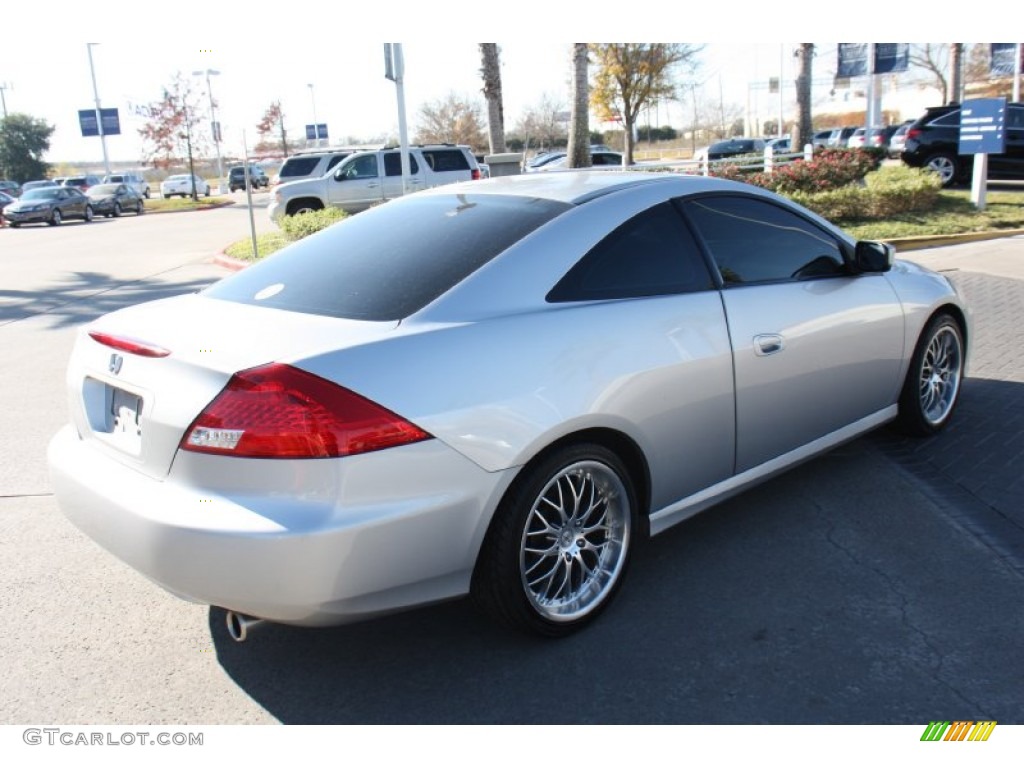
[[854, 240, 894, 273]]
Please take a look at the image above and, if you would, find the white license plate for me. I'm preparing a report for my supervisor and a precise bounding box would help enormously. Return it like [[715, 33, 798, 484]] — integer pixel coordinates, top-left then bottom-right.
[[108, 386, 143, 451]]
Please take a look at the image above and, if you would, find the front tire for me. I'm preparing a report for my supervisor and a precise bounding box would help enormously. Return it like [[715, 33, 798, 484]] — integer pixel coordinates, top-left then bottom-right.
[[472, 443, 637, 637], [113, 202, 122, 217], [83, 206, 93, 222], [896, 313, 965, 436], [49, 209, 62, 226]]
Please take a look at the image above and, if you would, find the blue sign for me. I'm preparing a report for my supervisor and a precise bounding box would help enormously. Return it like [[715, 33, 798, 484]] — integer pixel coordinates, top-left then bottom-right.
[[959, 98, 1006, 156], [874, 44, 909, 74], [305, 123, 328, 141], [837, 44, 868, 77], [78, 108, 121, 137], [990, 44, 1020, 76], [837, 43, 909, 76]]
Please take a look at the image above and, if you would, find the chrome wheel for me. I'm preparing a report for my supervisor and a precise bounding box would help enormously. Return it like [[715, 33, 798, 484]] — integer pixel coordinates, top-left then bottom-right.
[[897, 313, 965, 436], [918, 325, 962, 427], [520, 460, 631, 623], [925, 154, 957, 186]]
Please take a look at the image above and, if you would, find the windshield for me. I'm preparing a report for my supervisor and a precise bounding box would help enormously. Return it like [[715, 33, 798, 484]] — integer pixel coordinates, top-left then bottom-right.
[[22, 189, 60, 200]]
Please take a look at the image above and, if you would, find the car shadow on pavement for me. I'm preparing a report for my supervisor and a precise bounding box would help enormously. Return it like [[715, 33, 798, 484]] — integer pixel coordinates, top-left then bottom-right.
[[0, 270, 219, 329], [209, 380, 1024, 724]]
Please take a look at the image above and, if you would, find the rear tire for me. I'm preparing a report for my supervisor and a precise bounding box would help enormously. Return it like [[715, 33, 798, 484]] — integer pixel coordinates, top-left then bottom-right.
[[49, 209, 62, 226], [896, 313, 965, 436], [924, 153, 959, 187], [113, 202, 122, 217], [472, 443, 637, 637]]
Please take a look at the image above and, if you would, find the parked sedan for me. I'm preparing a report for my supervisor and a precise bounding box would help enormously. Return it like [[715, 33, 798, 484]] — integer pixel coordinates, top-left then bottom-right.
[[86, 183, 145, 217], [3, 186, 94, 226], [0, 180, 21, 197], [49, 172, 967, 641], [160, 174, 211, 198]]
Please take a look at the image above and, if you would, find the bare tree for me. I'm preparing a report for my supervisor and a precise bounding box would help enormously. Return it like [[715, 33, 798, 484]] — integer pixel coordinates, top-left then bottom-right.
[[589, 43, 702, 165], [255, 101, 289, 157], [137, 73, 207, 173], [567, 44, 591, 168], [479, 44, 506, 155], [513, 93, 568, 151], [909, 44, 949, 103], [415, 93, 487, 150]]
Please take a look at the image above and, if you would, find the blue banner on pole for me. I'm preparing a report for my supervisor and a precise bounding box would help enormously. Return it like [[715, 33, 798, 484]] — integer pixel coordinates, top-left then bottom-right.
[[874, 44, 909, 74], [990, 43, 1020, 76], [838, 43, 908, 76], [78, 108, 120, 137], [837, 44, 868, 77]]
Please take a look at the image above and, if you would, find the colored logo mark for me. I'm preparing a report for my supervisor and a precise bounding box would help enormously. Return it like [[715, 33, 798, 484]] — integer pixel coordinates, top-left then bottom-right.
[[920, 721, 997, 742]]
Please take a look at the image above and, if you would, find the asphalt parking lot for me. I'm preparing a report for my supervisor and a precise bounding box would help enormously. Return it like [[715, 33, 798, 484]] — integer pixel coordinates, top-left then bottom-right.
[[0, 211, 1021, 726]]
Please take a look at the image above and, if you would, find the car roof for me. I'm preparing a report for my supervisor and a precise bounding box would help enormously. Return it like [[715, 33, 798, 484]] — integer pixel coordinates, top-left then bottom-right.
[[421, 170, 762, 207]]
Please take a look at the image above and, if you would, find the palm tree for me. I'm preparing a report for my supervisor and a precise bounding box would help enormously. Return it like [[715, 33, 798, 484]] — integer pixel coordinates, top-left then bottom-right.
[[479, 44, 506, 154], [567, 44, 591, 168]]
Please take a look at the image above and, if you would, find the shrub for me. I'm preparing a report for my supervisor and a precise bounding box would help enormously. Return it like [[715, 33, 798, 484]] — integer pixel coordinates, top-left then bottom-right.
[[756, 148, 881, 194], [790, 164, 941, 220], [278, 207, 348, 240]]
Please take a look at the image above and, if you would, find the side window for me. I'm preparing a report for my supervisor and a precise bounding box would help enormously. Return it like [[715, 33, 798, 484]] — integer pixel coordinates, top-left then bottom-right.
[[383, 152, 420, 176], [325, 155, 347, 172], [547, 202, 713, 302], [1008, 107, 1023, 129], [683, 196, 846, 285], [343, 155, 379, 180], [931, 110, 960, 127], [422, 150, 469, 172]]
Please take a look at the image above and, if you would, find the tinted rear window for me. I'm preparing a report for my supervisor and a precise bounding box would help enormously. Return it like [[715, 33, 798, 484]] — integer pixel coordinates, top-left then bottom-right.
[[204, 194, 571, 321], [422, 149, 470, 172], [278, 157, 321, 177]]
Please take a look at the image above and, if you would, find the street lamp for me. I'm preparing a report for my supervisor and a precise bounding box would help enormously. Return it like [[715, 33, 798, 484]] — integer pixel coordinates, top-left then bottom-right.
[[193, 68, 224, 194], [307, 83, 319, 145]]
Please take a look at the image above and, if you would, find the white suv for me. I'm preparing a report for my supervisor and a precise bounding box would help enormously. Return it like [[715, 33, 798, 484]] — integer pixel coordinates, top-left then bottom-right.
[[103, 172, 151, 199], [269, 145, 481, 222], [272, 147, 373, 186]]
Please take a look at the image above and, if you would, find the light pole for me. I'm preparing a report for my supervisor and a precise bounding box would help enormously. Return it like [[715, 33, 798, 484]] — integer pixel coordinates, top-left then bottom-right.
[[86, 44, 111, 177], [307, 83, 319, 145], [0, 82, 10, 119], [193, 68, 224, 193]]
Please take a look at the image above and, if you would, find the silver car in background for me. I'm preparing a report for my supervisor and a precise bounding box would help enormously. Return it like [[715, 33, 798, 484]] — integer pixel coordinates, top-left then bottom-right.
[[49, 172, 968, 639]]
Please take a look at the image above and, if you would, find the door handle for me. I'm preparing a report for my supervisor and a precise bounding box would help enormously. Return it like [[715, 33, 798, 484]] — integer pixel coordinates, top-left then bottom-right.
[[754, 334, 784, 356]]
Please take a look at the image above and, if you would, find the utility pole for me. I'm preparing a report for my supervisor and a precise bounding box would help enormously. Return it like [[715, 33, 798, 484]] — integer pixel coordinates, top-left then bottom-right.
[[86, 44, 111, 177], [0, 82, 10, 119], [193, 69, 224, 194]]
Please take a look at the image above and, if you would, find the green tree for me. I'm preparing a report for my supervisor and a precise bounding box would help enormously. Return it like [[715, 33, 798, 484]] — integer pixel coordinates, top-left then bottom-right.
[[137, 73, 208, 170], [0, 113, 54, 182], [590, 44, 702, 165]]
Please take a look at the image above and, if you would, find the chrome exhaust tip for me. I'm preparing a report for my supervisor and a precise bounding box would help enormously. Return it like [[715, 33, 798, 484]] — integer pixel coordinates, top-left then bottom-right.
[[225, 611, 265, 643]]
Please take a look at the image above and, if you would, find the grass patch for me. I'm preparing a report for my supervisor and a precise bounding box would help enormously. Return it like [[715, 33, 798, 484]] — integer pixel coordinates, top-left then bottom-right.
[[839, 190, 1024, 240], [224, 231, 292, 260], [145, 196, 231, 213]]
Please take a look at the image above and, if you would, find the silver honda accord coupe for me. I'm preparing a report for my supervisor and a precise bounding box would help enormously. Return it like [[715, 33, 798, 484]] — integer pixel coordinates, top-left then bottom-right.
[[48, 172, 968, 639]]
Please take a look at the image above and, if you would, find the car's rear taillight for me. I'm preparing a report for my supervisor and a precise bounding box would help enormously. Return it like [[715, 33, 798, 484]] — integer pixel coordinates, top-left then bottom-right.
[[906, 128, 922, 141], [180, 363, 431, 459], [472, 169, 481, 180]]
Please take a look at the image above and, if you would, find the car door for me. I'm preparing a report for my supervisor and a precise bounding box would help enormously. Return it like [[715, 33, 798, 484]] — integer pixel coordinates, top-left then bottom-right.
[[992, 105, 1024, 179], [681, 194, 904, 472], [381, 151, 423, 200], [547, 201, 735, 511], [327, 153, 382, 212]]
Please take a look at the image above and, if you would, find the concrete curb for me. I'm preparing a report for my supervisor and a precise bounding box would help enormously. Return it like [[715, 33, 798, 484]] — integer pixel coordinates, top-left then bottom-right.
[[885, 228, 1024, 252], [213, 253, 250, 272]]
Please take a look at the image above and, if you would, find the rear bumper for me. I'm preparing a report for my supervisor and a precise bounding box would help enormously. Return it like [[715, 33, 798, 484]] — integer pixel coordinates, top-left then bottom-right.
[[48, 425, 511, 626]]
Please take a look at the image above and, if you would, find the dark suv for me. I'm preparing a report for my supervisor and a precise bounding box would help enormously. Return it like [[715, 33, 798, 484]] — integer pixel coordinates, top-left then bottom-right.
[[901, 103, 1024, 186], [228, 165, 269, 192]]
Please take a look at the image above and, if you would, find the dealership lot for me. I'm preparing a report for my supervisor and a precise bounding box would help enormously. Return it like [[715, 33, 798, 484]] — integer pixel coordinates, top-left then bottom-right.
[[1, 206, 1022, 724]]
